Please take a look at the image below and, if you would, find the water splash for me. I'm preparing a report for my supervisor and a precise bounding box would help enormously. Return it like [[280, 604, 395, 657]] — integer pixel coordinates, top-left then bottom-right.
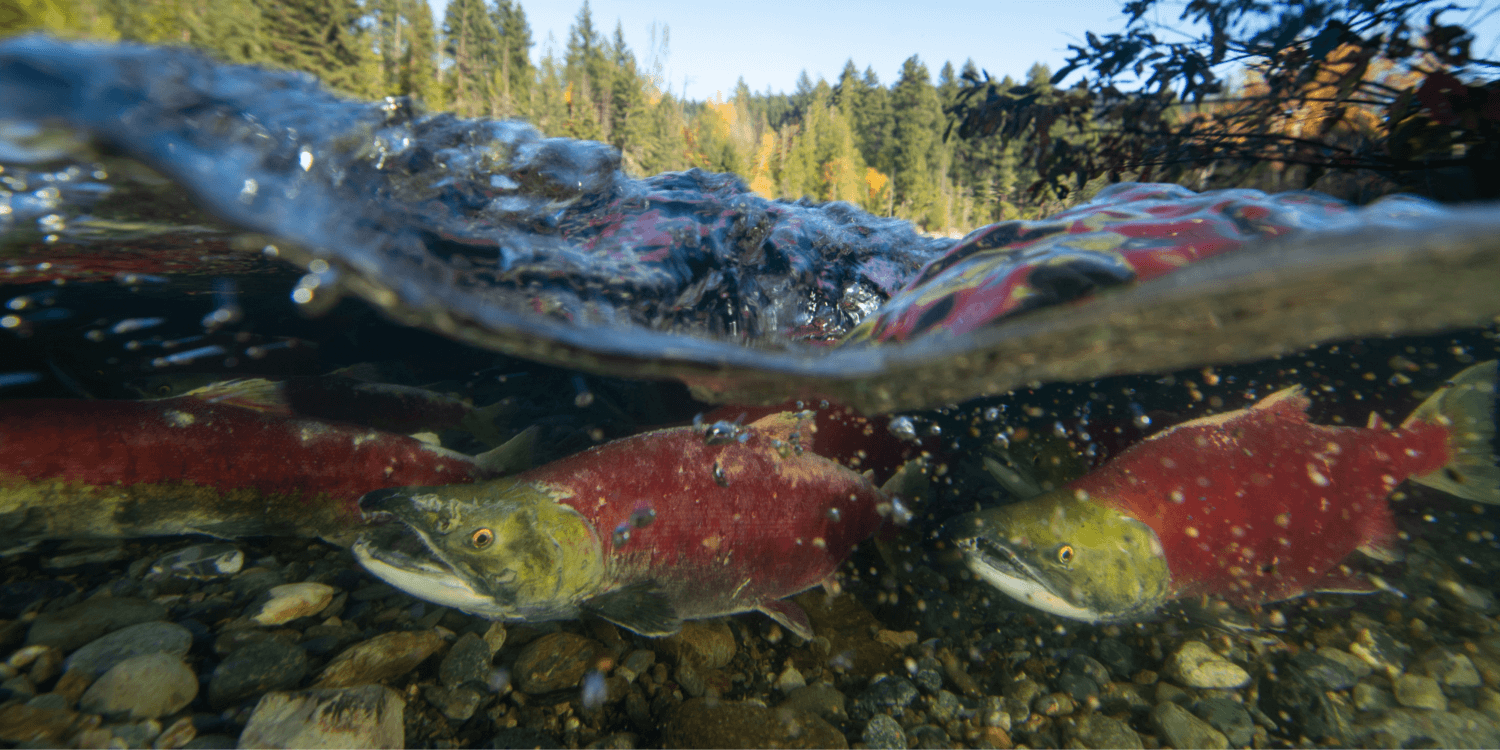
[[4, 36, 1500, 412]]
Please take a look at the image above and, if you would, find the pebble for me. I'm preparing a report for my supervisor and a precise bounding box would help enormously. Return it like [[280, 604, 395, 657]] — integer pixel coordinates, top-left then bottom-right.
[[208, 638, 309, 707], [314, 629, 444, 689], [1393, 673, 1449, 710], [1033, 691, 1075, 716], [1095, 638, 1137, 678], [1356, 706, 1500, 748], [1315, 646, 1372, 680], [78, 653, 197, 720], [776, 663, 807, 692], [664, 697, 847, 749], [1066, 653, 1113, 686], [1354, 681, 1397, 712], [422, 683, 483, 722], [862, 714, 907, 749], [247, 583, 335, 626], [237, 685, 404, 749], [155, 716, 197, 749], [908, 723, 951, 748], [779, 682, 847, 723], [512, 632, 607, 693], [1150, 700, 1229, 749], [0, 702, 99, 744], [62, 621, 193, 677], [439, 631, 494, 689], [851, 676, 920, 722], [1163, 640, 1250, 689], [616, 649, 655, 683], [654, 620, 736, 669], [1418, 646, 1483, 687], [674, 661, 706, 698], [24, 598, 166, 651], [1072, 712, 1142, 749], [1290, 650, 1356, 691], [1192, 697, 1254, 747]]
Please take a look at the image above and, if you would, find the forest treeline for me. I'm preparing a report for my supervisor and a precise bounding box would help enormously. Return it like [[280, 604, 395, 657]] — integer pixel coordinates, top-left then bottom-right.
[[10, 0, 1490, 231], [4, 0, 1098, 233]]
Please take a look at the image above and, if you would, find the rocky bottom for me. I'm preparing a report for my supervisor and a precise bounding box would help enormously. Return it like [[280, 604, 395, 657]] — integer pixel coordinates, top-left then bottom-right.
[[0, 527, 1499, 749]]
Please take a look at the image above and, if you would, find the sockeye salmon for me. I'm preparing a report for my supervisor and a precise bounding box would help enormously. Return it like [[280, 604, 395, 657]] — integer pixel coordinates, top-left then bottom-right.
[[0, 381, 524, 545], [948, 361, 1500, 622], [352, 411, 895, 638]]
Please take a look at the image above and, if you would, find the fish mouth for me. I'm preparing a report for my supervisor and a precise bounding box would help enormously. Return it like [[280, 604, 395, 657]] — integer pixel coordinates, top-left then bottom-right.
[[948, 523, 1110, 623], [351, 511, 508, 618]]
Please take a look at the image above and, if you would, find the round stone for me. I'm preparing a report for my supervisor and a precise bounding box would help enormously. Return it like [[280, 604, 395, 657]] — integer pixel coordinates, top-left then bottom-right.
[[1164, 641, 1250, 689], [63, 621, 193, 677], [78, 653, 197, 720], [249, 583, 336, 626]]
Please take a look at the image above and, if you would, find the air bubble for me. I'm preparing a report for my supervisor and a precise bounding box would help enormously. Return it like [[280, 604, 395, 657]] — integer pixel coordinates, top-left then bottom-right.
[[580, 670, 607, 710], [888, 416, 918, 442]]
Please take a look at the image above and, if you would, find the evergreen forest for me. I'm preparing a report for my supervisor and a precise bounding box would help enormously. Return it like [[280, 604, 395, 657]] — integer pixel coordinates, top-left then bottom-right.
[[6, 0, 1497, 234]]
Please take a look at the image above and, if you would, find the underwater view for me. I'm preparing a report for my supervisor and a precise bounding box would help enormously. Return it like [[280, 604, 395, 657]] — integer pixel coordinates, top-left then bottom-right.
[[5, 28, 1500, 750]]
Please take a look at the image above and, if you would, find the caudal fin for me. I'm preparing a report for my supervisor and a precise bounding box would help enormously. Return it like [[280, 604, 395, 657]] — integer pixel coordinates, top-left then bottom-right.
[[1406, 360, 1500, 504]]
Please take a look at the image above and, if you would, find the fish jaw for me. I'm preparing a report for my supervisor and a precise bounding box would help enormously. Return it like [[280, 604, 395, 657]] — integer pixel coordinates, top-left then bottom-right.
[[353, 479, 607, 623], [351, 525, 506, 616], [948, 489, 1171, 623]]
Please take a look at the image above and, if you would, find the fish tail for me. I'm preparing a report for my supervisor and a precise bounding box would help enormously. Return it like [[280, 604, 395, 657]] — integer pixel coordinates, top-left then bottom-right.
[[1406, 360, 1500, 504]]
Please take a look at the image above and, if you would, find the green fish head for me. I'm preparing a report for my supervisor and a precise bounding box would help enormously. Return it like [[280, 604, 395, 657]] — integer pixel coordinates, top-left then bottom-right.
[[352, 478, 605, 621], [947, 489, 1171, 622]]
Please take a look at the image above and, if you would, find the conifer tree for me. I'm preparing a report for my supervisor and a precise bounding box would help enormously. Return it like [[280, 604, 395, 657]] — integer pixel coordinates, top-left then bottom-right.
[[442, 0, 501, 116], [564, 1, 612, 139], [259, 0, 376, 98], [884, 55, 946, 228], [854, 67, 893, 175], [401, 0, 442, 109], [3, 0, 117, 38], [492, 0, 533, 117]]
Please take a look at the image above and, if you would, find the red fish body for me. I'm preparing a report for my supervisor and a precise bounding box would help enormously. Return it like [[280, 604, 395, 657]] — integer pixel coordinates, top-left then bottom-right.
[[950, 362, 1500, 622], [1076, 389, 1428, 604], [354, 412, 890, 637], [0, 393, 498, 544]]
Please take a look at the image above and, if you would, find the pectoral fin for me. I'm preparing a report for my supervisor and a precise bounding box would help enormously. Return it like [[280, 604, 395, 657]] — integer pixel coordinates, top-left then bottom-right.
[[582, 582, 682, 637], [757, 599, 814, 641]]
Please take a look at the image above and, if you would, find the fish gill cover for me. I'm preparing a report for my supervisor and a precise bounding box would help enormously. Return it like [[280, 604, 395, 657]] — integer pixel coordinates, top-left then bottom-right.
[[4, 35, 1500, 412]]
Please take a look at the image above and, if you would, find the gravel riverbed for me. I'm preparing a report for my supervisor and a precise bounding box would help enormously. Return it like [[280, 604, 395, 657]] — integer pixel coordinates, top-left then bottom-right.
[[1, 508, 1500, 750]]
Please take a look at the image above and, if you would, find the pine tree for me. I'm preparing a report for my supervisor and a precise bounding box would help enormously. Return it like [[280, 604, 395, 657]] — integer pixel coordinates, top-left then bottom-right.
[[259, 0, 377, 98], [564, 1, 612, 140], [5, 0, 117, 39], [493, 0, 533, 118], [884, 55, 946, 228], [855, 67, 893, 175], [442, 0, 501, 116], [402, 0, 442, 110]]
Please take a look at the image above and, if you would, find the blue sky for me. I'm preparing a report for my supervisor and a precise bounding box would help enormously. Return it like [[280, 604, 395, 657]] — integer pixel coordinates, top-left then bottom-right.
[[427, 0, 1500, 101]]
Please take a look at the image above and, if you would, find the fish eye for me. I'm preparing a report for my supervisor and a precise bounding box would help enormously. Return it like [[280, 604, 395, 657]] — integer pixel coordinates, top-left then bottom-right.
[[1057, 545, 1075, 565], [471, 528, 494, 549]]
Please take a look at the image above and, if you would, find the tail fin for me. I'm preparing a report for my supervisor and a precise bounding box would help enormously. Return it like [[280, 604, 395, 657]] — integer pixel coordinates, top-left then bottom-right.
[[1407, 360, 1500, 504]]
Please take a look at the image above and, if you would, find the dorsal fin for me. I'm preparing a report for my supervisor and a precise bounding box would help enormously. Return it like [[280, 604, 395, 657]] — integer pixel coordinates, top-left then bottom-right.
[[181, 378, 292, 414], [473, 425, 538, 476]]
